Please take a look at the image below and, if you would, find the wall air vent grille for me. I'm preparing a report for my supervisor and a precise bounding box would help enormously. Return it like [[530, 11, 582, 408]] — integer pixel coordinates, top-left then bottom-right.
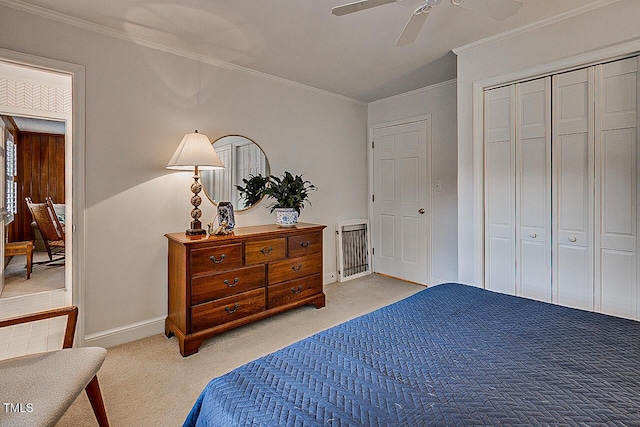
[[337, 219, 371, 282]]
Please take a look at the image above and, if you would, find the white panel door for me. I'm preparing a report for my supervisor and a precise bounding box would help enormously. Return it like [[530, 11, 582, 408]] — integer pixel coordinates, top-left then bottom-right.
[[595, 57, 639, 320], [372, 120, 430, 284], [552, 68, 595, 310], [515, 77, 551, 302], [484, 86, 516, 295]]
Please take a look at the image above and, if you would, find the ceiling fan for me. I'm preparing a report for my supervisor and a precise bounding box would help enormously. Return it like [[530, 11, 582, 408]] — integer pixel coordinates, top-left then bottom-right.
[[331, 0, 524, 46]]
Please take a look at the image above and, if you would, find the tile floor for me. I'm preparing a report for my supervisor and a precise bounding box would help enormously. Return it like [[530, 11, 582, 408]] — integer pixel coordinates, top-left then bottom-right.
[[0, 289, 67, 360]]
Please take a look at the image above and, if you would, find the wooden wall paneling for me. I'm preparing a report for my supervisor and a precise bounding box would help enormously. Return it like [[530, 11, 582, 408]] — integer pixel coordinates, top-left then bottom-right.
[[14, 131, 64, 243], [55, 135, 65, 203]]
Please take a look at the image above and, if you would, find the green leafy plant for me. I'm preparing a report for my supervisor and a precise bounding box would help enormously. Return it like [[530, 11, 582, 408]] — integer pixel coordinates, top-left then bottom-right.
[[235, 174, 270, 209], [263, 172, 317, 214], [235, 171, 317, 214]]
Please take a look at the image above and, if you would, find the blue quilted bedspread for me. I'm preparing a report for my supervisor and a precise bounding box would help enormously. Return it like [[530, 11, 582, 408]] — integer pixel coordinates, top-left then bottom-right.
[[184, 283, 640, 426]]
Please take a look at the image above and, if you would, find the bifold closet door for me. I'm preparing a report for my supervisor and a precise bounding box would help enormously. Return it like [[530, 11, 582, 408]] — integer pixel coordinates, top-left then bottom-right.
[[552, 68, 595, 311], [595, 57, 640, 320], [515, 78, 551, 302], [484, 78, 551, 300], [484, 86, 516, 295], [485, 56, 639, 318]]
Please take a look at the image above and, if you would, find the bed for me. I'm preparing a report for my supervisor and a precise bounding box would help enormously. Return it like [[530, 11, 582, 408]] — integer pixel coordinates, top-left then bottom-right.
[[184, 283, 640, 426]]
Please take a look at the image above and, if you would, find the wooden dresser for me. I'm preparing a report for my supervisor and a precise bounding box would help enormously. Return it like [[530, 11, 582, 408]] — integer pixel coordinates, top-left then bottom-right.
[[165, 223, 326, 356]]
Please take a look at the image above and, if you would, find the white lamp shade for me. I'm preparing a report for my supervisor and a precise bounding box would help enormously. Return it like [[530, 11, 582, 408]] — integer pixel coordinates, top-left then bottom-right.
[[166, 131, 225, 170]]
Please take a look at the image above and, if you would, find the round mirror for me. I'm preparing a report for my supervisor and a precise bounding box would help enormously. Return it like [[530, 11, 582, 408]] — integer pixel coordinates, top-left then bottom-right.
[[201, 135, 270, 211]]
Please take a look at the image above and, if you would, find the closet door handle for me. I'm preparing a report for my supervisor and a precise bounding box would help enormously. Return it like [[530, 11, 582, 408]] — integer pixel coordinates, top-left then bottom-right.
[[569, 236, 577, 243], [529, 233, 537, 239]]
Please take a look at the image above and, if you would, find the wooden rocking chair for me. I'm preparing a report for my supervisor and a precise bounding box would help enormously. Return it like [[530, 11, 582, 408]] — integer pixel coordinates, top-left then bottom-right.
[[26, 197, 65, 262]]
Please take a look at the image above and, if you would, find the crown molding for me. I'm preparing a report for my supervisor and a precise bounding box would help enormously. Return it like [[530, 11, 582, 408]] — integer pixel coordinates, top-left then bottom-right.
[[369, 78, 456, 105], [0, 0, 366, 106], [453, 0, 623, 55]]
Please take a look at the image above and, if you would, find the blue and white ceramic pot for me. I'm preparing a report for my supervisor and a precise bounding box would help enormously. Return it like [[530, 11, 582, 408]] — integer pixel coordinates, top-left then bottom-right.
[[275, 208, 298, 227]]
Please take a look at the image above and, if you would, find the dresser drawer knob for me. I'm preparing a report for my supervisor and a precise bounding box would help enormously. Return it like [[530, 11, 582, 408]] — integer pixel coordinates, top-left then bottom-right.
[[260, 247, 273, 256], [299, 241, 311, 248], [210, 254, 226, 264], [291, 286, 303, 294], [225, 303, 240, 314], [291, 264, 303, 272], [224, 278, 239, 287]]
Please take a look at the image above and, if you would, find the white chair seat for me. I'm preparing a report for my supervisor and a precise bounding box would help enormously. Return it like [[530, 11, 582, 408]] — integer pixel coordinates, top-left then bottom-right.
[[0, 347, 106, 427]]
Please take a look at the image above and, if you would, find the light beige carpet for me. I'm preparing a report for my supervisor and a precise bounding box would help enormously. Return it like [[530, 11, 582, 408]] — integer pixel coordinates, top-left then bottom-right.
[[56, 274, 425, 426], [1, 251, 65, 298]]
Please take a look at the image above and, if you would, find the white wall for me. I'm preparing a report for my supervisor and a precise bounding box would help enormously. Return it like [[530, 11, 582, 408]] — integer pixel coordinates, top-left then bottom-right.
[[0, 5, 368, 345], [456, 0, 640, 285], [368, 80, 458, 284]]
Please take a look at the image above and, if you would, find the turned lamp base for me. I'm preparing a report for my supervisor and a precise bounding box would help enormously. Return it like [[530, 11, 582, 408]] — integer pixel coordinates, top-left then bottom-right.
[[185, 166, 206, 236], [186, 226, 207, 236]]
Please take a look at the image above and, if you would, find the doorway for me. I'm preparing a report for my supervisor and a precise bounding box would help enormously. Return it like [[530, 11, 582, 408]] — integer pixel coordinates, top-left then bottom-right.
[[371, 117, 432, 284], [1, 115, 66, 299], [0, 50, 85, 346]]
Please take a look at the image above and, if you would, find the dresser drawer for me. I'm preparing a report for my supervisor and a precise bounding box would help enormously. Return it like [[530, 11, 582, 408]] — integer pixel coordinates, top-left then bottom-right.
[[268, 274, 322, 308], [191, 265, 265, 305], [268, 253, 322, 285], [191, 288, 265, 332], [245, 238, 286, 265], [288, 232, 322, 258], [190, 243, 243, 275]]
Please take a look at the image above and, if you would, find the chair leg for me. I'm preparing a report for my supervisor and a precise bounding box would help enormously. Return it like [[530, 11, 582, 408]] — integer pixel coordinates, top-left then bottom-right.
[[25, 243, 33, 279], [44, 243, 53, 261], [85, 375, 109, 427]]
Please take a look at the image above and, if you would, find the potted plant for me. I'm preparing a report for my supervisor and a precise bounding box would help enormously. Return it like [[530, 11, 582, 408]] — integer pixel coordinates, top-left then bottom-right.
[[263, 172, 316, 226], [236, 171, 317, 226], [235, 174, 270, 209]]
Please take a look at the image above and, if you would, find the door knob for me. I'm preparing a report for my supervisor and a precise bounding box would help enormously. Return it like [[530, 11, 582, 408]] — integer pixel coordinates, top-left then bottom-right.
[[530, 233, 537, 238], [569, 236, 577, 243], [418, 208, 425, 214]]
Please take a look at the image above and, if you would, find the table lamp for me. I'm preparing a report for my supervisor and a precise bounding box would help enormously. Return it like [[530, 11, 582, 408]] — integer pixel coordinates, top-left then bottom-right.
[[167, 130, 224, 235]]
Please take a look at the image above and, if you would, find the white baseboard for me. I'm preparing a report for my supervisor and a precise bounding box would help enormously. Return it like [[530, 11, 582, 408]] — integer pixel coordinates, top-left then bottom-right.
[[323, 271, 338, 285], [84, 315, 165, 348], [85, 274, 340, 348]]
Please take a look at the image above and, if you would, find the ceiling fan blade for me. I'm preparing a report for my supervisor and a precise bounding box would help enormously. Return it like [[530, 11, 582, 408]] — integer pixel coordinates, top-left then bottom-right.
[[331, 0, 398, 16], [395, 7, 430, 46], [455, 0, 523, 21]]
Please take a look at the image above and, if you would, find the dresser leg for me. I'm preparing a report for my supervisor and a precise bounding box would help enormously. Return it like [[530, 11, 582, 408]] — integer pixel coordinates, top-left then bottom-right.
[[313, 294, 326, 309], [165, 323, 174, 338], [181, 337, 203, 357]]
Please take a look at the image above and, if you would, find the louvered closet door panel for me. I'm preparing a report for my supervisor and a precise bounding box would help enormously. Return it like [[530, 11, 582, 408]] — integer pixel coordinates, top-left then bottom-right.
[[516, 77, 551, 302], [484, 86, 516, 295], [595, 57, 639, 320], [552, 68, 595, 311]]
